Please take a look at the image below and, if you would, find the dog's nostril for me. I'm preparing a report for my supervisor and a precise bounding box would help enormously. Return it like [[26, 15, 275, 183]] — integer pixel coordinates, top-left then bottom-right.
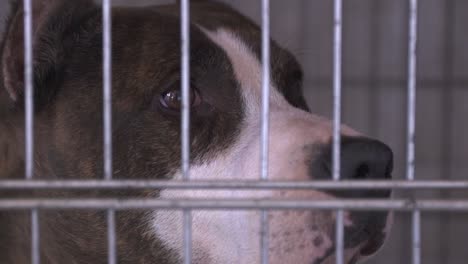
[[353, 163, 370, 180], [341, 137, 393, 181]]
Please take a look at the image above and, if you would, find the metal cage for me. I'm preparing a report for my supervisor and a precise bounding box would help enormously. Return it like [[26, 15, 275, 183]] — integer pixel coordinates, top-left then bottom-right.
[[0, 0, 467, 264]]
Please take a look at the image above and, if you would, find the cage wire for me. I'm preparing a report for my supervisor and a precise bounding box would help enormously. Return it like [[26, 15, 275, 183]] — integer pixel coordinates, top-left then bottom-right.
[[0, 0, 467, 264]]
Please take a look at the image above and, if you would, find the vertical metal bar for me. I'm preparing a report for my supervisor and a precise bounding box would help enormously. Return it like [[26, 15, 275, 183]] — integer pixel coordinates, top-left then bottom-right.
[[332, 0, 342, 183], [412, 210, 421, 264], [260, 211, 269, 264], [103, 1, 116, 264], [103, 0, 113, 181], [261, 0, 270, 182], [332, 0, 343, 263], [181, 0, 190, 182], [183, 210, 192, 264], [181, 1, 192, 264], [335, 210, 344, 264], [107, 210, 117, 264], [24, 0, 33, 181], [407, 0, 420, 263], [407, 0, 418, 182], [31, 209, 39, 264], [260, 0, 270, 263], [24, 1, 39, 263]]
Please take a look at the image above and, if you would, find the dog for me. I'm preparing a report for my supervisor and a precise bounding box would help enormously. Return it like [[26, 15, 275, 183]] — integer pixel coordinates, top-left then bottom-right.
[[0, 0, 394, 263]]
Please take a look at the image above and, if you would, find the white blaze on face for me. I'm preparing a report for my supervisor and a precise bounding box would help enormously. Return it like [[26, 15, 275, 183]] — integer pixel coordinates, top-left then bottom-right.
[[150, 28, 361, 264]]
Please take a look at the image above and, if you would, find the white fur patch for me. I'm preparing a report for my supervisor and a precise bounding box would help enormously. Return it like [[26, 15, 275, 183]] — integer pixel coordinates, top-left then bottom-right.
[[150, 28, 365, 264]]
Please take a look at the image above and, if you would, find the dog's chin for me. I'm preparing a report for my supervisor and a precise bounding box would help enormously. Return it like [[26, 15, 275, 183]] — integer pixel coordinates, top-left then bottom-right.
[[359, 230, 387, 257], [319, 237, 387, 264], [318, 212, 393, 264], [363, 211, 393, 256], [350, 223, 389, 258], [318, 249, 362, 264], [347, 212, 394, 263]]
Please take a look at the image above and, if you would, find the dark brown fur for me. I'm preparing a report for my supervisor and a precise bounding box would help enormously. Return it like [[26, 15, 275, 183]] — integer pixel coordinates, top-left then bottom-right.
[[0, 1, 308, 263]]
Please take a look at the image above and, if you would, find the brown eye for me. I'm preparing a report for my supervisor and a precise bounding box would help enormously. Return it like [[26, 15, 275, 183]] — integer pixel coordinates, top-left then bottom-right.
[[159, 87, 201, 111]]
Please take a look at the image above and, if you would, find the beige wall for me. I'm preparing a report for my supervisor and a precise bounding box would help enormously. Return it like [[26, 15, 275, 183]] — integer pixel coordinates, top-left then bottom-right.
[[1, 1, 467, 263]]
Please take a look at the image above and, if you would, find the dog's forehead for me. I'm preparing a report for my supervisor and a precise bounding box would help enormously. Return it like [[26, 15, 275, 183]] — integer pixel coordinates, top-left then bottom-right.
[[101, 4, 307, 114], [201, 28, 286, 110], [152, 2, 305, 104]]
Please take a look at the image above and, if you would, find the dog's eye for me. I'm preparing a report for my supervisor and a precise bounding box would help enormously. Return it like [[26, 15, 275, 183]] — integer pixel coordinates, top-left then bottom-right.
[[159, 86, 201, 111]]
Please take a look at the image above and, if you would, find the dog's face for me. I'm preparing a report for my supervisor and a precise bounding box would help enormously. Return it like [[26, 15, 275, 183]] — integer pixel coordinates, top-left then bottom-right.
[[0, 1, 393, 264]]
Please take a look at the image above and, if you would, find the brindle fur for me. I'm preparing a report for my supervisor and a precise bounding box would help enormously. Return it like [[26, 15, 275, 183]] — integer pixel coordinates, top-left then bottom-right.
[[0, 1, 309, 263]]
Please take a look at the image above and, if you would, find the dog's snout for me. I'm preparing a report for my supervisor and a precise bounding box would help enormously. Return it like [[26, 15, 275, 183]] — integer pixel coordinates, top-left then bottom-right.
[[341, 137, 393, 181]]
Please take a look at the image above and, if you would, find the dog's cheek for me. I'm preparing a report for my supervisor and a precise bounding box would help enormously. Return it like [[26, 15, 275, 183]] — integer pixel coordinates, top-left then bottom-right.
[[112, 115, 183, 180]]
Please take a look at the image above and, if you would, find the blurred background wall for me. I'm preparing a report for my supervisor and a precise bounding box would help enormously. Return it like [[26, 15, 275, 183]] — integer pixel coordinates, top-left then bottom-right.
[[1, 0, 467, 263]]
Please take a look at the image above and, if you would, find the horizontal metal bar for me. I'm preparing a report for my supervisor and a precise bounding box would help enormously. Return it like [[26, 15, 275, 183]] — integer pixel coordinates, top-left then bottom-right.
[[0, 199, 467, 211], [1, 180, 468, 190], [305, 77, 468, 88]]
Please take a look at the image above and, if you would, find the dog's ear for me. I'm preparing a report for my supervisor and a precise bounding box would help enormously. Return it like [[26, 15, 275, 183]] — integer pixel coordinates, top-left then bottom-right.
[[1, 0, 95, 106]]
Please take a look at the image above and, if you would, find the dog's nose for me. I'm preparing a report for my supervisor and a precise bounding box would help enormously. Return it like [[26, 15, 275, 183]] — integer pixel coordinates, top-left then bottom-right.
[[310, 136, 393, 198], [309, 137, 394, 256], [340, 137, 393, 181]]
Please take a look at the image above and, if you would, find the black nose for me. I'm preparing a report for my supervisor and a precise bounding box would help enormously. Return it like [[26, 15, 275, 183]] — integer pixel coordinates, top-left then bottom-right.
[[341, 136, 393, 181], [310, 136, 393, 198]]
